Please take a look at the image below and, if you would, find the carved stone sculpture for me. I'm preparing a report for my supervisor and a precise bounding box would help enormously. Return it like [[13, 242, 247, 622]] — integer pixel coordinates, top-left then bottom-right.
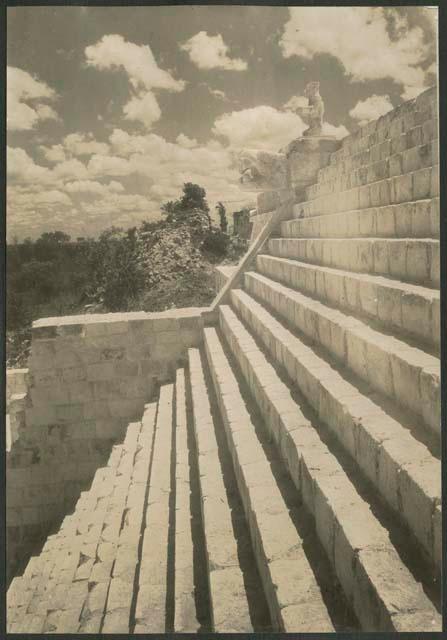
[[236, 149, 287, 190], [295, 81, 324, 137]]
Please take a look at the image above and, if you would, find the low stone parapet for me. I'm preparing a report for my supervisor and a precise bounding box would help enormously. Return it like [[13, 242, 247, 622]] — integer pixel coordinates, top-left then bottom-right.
[[6, 369, 29, 407], [215, 266, 236, 293]]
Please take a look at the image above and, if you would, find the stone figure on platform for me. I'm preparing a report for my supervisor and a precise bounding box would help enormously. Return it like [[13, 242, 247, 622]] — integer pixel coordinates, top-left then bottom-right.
[[295, 81, 324, 137]]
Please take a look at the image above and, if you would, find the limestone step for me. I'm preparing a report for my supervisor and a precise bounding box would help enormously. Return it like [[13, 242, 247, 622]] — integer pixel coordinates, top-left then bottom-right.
[[305, 139, 439, 200], [100, 405, 156, 633], [228, 289, 441, 573], [243, 271, 440, 440], [203, 327, 336, 632], [334, 90, 437, 163], [256, 255, 440, 350], [134, 386, 173, 633], [282, 198, 439, 240], [218, 303, 441, 631], [308, 140, 438, 201], [293, 166, 439, 219], [187, 348, 253, 633], [7, 404, 157, 633], [321, 117, 437, 181], [174, 368, 200, 632], [268, 237, 440, 288]]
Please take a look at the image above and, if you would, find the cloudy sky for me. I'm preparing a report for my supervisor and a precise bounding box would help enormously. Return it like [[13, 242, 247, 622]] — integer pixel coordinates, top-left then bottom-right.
[[7, 5, 438, 240]]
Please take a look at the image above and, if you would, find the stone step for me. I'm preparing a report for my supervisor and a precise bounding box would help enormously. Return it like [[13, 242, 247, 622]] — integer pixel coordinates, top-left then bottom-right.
[[134, 386, 173, 633], [293, 166, 439, 220], [7, 405, 157, 634], [308, 140, 438, 201], [268, 237, 440, 288], [256, 255, 440, 350], [187, 348, 253, 633], [243, 271, 440, 440], [218, 303, 441, 631], [174, 368, 200, 632], [282, 198, 439, 240], [334, 90, 437, 162], [229, 289, 441, 572], [103, 403, 157, 634], [203, 327, 335, 632], [321, 118, 437, 182]]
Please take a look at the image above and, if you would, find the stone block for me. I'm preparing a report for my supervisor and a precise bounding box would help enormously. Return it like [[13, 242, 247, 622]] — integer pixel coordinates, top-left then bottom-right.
[[413, 167, 432, 199], [32, 325, 58, 340], [54, 403, 84, 423], [387, 241, 407, 280], [430, 165, 439, 197], [406, 241, 430, 283], [62, 366, 86, 383], [87, 362, 115, 381], [393, 173, 413, 203]]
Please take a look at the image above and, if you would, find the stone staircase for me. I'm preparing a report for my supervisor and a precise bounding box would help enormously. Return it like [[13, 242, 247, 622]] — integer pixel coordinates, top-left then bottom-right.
[[7, 87, 441, 632]]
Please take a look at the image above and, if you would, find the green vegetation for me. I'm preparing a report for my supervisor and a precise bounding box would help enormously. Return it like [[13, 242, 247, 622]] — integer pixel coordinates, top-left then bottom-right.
[[7, 183, 248, 368]]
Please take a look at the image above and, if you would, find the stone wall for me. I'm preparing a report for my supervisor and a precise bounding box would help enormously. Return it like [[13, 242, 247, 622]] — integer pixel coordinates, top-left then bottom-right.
[[6, 369, 30, 452], [215, 266, 236, 292], [6, 369, 29, 407], [7, 308, 205, 581]]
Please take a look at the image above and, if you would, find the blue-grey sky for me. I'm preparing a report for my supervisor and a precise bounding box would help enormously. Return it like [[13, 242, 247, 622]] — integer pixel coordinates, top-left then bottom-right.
[[7, 5, 438, 240]]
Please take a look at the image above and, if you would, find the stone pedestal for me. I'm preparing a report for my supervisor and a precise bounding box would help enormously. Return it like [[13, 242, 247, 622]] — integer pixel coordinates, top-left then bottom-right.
[[286, 136, 340, 196]]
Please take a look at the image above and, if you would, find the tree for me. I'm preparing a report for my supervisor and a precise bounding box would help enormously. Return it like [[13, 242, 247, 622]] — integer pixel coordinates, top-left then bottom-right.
[[161, 201, 177, 217], [216, 202, 228, 233], [36, 230, 71, 244], [179, 183, 209, 212], [161, 183, 211, 228], [17, 260, 57, 300]]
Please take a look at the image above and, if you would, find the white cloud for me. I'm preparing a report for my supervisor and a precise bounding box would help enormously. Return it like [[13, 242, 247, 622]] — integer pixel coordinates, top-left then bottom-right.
[[85, 34, 185, 130], [39, 144, 66, 163], [280, 7, 432, 95], [87, 153, 134, 177], [210, 88, 228, 100], [349, 94, 394, 126], [64, 180, 124, 197], [34, 104, 59, 121], [85, 34, 185, 92], [212, 106, 305, 151], [322, 122, 349, 140], [181, 31, 247, 71], [123, 91, 161, 129], [92, 130, 253, 212], [283, 95, 308, 111], [63, 133, 110, 157], [53, 158, 89, 181], [7, 146, 53, 184], [8, 188, 72, 211], [8, 146, 88, 185], [176, 133, 198, 149], [7, 67, 58, 131], [40, 133, 110, 164], [109, 128, 156, 156]]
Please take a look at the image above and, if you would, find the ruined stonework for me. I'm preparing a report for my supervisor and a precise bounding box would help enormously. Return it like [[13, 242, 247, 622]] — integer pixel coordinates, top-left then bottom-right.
[[237, 148, 288, 191], [7, 86, 441, 633]]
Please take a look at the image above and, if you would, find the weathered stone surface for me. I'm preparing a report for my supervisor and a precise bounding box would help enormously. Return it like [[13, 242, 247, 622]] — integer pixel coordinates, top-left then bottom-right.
[[188, 347, 252, 632], [218, 302, 440, 631]]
